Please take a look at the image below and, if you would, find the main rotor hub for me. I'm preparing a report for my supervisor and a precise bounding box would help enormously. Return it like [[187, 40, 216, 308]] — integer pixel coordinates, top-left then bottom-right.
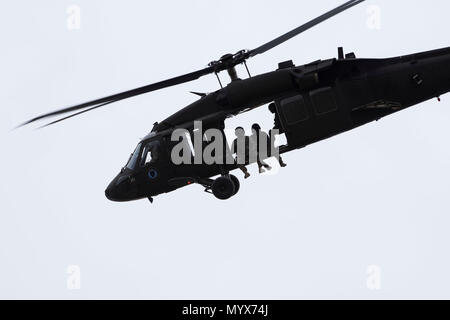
[[208, 50, 250, 82], [208, 50, 249, 72]]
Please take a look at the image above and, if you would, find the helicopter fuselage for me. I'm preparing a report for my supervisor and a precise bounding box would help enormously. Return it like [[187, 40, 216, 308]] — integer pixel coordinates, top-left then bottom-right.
[[105, 46, 450, 202]]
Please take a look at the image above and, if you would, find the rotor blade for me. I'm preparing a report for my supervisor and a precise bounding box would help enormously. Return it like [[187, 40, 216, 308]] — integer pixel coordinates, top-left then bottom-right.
[[38, 100, 117, 129], [248, 0, 365, 57], [19, 65, 215, 127]]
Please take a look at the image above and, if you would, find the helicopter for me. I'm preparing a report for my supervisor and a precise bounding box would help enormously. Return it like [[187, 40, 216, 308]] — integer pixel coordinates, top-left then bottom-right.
[[19, 0, 450, 203]]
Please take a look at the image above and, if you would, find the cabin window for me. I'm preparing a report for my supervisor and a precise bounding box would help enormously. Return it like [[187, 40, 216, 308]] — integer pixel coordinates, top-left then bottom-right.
[[310, 87, 338, 115], [280, 95, 309, 125]]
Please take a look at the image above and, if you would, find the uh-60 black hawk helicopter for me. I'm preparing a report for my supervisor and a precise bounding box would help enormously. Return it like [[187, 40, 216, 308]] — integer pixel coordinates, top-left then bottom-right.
[[20, 0, 450, 203]]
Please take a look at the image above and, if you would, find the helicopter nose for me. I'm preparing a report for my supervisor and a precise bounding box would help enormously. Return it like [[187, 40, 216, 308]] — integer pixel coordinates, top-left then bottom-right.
[[104, 186, 115, 201], [105, 179, 120, 201], [105, 174, 136, 202]]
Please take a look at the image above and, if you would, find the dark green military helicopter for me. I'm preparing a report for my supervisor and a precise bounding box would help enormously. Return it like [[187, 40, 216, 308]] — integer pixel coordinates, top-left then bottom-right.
[[20, 0, 450, 202]]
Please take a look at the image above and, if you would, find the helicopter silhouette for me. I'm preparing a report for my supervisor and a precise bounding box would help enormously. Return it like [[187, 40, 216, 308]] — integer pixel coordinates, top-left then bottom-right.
[[19, 0, 450, 202]]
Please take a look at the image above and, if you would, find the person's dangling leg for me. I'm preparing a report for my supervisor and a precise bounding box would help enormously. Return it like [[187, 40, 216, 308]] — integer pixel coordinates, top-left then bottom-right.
[[257, 160, 265, 174], [261, 160, 272, 170], [239, 165, 250, 179], [258, 156, 272, 171], [278, 155, 287, 167]]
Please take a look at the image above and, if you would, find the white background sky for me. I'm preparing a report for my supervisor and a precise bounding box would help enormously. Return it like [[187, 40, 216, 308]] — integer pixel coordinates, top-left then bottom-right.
[[1, 0, 450, 299]]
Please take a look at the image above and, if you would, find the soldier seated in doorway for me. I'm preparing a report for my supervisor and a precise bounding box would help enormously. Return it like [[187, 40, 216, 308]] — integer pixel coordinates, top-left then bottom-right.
[[250, 123, 272, 174], [268, 102, 283, 133], [231, 127, 250, 179]]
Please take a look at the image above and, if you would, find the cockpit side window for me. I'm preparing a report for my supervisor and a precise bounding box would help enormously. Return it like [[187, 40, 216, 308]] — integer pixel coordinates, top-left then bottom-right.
[[140, 141, 161, 166]]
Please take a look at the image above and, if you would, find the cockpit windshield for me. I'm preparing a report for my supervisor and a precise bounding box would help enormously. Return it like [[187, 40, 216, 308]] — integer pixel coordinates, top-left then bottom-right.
[[125, 139, 162, 170], [126, 142, 142, 170]]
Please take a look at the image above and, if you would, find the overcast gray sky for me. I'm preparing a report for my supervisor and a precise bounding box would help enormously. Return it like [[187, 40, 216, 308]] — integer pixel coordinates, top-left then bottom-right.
[[1, 0, 450, 299]]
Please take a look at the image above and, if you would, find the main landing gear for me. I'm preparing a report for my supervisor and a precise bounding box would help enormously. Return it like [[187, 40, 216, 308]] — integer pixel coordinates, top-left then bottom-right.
[[201, 174, 240, 200]]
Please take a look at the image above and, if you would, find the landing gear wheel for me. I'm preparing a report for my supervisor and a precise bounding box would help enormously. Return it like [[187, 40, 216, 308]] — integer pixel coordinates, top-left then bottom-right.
[[212, 176, 235, 200], [229, 174, 240, 195]]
